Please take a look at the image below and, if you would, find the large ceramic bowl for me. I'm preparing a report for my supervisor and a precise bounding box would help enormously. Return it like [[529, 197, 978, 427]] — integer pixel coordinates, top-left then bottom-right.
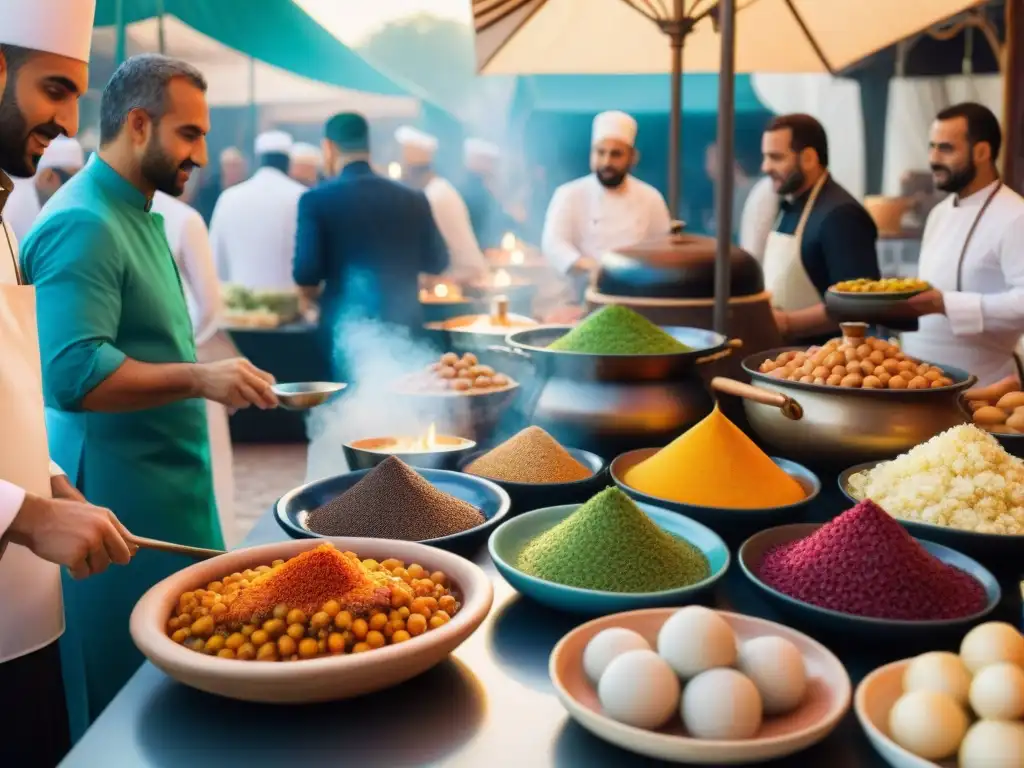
[[610, 449, 820, 542], [738, 524, 1001, 638], [458, 446, 608, 515], [488, 502, 729, 615], [838, 461, 1024, 561], [275, 467, 511, 554], [130, 537, 493, 704], [549, 608, 851, 764], [855, 659, 942, 768]]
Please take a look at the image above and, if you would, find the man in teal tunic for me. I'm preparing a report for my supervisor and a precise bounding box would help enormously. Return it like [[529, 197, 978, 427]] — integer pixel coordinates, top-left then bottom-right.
[[21, 54, 279, 735]]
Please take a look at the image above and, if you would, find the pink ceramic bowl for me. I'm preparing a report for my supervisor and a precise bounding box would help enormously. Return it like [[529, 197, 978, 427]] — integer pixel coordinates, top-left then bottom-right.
[[130, 537, 493, 703]]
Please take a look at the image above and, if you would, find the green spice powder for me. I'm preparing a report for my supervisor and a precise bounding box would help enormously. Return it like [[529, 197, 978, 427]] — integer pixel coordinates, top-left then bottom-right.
[[515, 487, 711, 593], [547, 305, 692, 355]]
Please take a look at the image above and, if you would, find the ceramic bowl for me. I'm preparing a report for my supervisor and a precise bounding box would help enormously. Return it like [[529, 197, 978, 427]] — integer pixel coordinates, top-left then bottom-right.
[[823, 289, 923, 332], [130, 537, 493, 704], [549, 608, 851, 764], [457, 447, 608, 515], [839, 461, 1024, 560], [275, 467, 511, 554], [610, 450, 820, 542], [488, 502, 729, 614], [271, 381, 347, 410], [855, 659, 946, 768], [738, 524, 1001, 638], [343, 434, 477, 471]]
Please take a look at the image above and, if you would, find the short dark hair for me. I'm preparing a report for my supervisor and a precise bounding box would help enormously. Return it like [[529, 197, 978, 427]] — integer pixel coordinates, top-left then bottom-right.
[[0, 44, 35, 77], [935, 102, 1002, 161], [765, 113, 829, 168], [99, 54, 207, 145]]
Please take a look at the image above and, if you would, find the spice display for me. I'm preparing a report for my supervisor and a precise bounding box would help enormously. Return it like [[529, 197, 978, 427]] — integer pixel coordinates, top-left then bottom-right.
[[547, 305, 692, 355], [399, 351, 514, 394], [966, 386, 1024, 434], [515, 487, 709, 592], [883, 623, 1024, 764], [847, 425, 1024, 535], [622, 406, 806, 508], [464, 426, 592, 484], [306, 456, 486, 541], [757, 500, 987, 620], [758, 332, 952, 390], [830, 277, 930, 294], [165, 543, 463, 660]]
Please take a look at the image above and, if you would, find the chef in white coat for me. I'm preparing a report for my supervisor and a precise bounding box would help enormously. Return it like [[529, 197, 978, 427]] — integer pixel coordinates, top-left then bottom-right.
[[4, 135, 83, 241], [289, 141, 322, 188], [903, 103, 1024, 386], [210, 129, 306, 289], [0, 4, 133, 765], [541, 111, 671, 287], [395, 125, 488, 282], [151, 190, 237, 546]]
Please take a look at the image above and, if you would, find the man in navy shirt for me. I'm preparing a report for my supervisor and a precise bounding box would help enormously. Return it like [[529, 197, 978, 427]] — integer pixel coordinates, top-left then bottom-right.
[[293, 113, 448, 381], [760, 113, 880, 344]]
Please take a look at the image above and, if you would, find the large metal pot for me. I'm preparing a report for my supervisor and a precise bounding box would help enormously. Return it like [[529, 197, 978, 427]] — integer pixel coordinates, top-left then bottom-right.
[[711, 348, 977, 465], [491, 325, 737, 456]]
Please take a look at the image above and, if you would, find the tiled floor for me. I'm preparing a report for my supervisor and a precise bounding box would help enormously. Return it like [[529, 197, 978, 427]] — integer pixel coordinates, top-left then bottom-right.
[[231, 442, 307, 542]]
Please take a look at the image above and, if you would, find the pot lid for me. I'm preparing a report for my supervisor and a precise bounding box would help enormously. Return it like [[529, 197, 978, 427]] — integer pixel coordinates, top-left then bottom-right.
[[595, 222, 764, 300]]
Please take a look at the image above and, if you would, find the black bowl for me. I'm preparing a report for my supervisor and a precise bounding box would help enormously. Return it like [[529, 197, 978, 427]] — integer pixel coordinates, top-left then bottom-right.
[[609, 448, 820, 544], [838, 461, 1024, 562], [457, 447, 608, 516], [275, 467, 511, 554], [823, 288, 923, 332], [738, 523, 1000, 639]]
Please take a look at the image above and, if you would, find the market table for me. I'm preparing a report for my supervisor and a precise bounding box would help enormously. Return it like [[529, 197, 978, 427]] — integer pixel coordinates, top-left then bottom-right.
[[62, 473, 1023, 768]]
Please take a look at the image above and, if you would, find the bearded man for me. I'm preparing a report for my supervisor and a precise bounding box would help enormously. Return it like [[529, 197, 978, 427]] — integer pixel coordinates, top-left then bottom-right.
[[20, 53, 278, 732]]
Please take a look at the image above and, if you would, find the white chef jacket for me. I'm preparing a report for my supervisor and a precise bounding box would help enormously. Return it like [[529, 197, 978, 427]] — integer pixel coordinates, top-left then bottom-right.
[[739, 175, 780, 262], [423, 176, 488, 282], [209, 166, 306, 290], [902, 180, 1024, 386], [4, 176, 40, 242], [541, 173, 671, 274]]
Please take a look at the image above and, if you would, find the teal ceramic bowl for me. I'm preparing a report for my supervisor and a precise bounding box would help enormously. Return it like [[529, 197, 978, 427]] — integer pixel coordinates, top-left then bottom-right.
[[488, 502, 730, 615]]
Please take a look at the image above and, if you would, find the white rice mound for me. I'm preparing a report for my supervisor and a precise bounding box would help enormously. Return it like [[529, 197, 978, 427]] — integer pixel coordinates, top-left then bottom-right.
[[847, 424, 1024, 534]]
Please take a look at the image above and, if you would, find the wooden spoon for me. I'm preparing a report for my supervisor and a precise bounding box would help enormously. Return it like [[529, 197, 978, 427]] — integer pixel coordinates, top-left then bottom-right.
[[127, 534, 225, 560]]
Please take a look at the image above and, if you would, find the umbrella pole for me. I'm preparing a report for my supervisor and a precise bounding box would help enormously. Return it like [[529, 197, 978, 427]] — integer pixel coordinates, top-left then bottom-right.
[[668, 32, 684, 218], [713, 0, 737, 335]]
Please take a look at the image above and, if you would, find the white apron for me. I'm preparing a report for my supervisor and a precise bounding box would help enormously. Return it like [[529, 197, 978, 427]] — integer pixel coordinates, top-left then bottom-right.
[[0, 228, 63, 663], [762, 172, 829, 312]]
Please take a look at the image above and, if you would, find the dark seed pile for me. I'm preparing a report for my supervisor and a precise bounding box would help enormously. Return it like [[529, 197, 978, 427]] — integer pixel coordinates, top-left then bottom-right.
[[758, 499, 987, 620], [547, 305, 691, 355], [306, 456, 486, 542]]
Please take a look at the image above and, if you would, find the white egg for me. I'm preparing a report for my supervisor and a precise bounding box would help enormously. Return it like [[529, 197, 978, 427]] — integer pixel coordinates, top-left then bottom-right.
[[736, 635, 807, 716], [681, 668, 763, 740], [598, 649, 680, 730], [888, 690, 968, 761], [583, 628, 652, 685], [902, 651, 972, 707], [657, 606, 737, 680], [960, 621, 1024, 674], [968, 662, 1024, 721], [959, 720, 1024, 768]]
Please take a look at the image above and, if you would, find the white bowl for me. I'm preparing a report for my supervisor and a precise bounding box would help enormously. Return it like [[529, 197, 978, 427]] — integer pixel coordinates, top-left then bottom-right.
[[130, 537, 493, 703], [549, 608, 851, 764], [855, 659, 947, 768]]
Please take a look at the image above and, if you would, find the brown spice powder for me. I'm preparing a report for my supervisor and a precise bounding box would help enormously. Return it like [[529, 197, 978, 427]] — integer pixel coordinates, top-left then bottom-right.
[[465, 426, 593, 484]]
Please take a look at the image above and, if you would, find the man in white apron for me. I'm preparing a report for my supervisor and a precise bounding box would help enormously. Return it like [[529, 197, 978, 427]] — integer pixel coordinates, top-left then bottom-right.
[[760, 114, 880, 345], [0, 4, 134, 765], [902, 103, 1024, 387]]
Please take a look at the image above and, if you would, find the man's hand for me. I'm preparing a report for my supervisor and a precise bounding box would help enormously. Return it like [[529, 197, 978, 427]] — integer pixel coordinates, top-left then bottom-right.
[[7, 494, 134, 579], [907, 289, 945, 317], [571, 256, 599, 274], [51, 473, 85, 502], [193, 357, 278, 410], [773, 309, 791, 338]]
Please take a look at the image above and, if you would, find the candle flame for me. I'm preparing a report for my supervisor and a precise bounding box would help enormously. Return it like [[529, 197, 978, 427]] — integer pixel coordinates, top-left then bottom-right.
[[388, 162, 402, 180], [500, 232, 516, 250], [434, 283, 449, 298], [494, 269, 512, 288], [509, 248, 525, 265]]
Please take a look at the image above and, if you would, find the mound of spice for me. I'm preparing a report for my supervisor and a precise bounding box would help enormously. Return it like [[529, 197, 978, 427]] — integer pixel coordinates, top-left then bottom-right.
[[226, 544, 390, 622], [465, 426, 593, 484], [515, 487, 710, 592], [547, 305, 691, 355], [305, 456, 486, 541], [757, 500, 987, 620]]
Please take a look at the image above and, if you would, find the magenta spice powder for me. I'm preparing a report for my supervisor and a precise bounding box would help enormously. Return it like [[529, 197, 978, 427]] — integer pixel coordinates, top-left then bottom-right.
[[757, 500, 987, 620]]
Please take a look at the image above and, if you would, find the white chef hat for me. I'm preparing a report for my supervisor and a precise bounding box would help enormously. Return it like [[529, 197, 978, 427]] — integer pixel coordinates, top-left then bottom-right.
[[37, 135, 83, 172], [395, 125, 438, 167], [289, 142, 321, 166], [592, 110, 638, 147], [464, 137, 500, 168], [0, 0, 96, 63], [220, 146, 244, 164], [254, 130, 293, 156]]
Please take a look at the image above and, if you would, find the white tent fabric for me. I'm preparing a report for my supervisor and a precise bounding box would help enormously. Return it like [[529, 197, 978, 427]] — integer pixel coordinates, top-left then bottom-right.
[[91, 16, 419, 123]]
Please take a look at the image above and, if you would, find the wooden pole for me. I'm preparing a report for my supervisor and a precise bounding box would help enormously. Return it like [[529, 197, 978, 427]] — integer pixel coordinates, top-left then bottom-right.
[[713, 0, 736, 334], [1004, 0, 1023, 194]]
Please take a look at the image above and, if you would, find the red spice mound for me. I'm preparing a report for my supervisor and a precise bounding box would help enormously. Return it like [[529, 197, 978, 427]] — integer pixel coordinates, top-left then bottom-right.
[[757, 500, 987, 620], [226, 544, 390, 622]]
